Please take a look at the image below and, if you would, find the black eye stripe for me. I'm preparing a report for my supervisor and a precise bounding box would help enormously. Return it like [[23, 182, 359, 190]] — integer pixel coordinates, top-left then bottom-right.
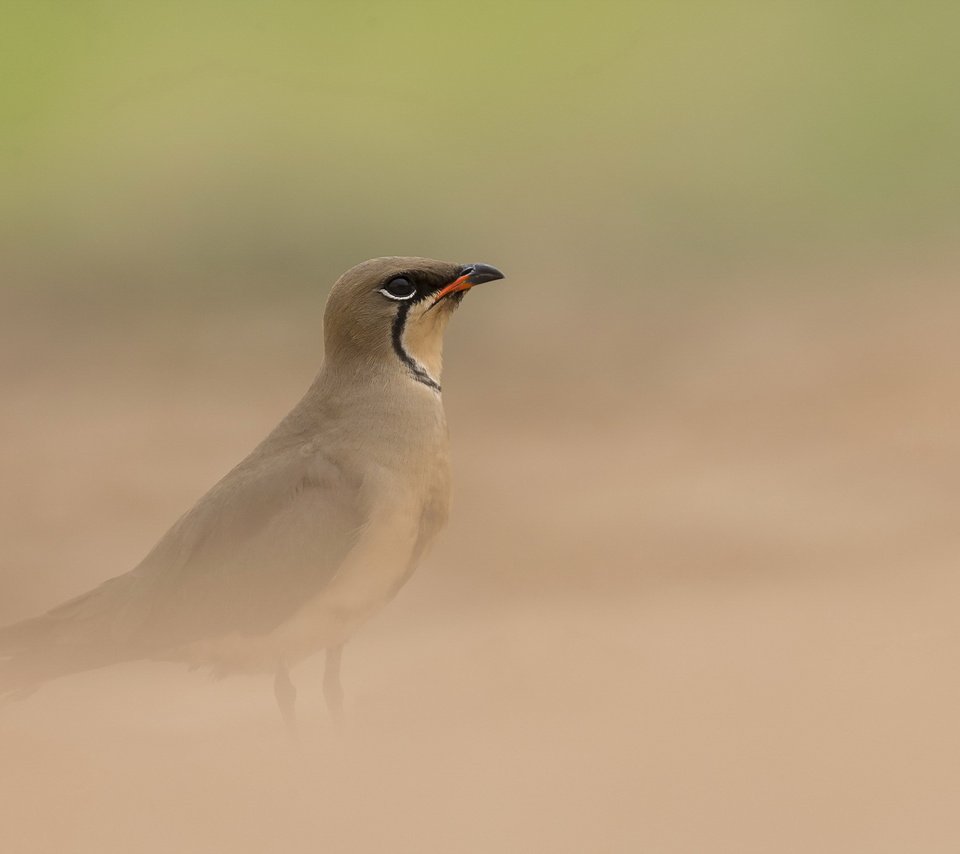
[[376, 268, 460, 302]]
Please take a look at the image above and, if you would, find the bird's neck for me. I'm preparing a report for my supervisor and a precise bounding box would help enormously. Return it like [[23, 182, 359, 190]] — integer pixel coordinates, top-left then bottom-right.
[[312, 358, 448, 429], [300, 362, 448, 478]]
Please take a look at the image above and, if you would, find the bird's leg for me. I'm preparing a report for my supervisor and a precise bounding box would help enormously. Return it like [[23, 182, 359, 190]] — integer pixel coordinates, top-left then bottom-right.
[[323, 644, 344, 727], [274, 663, 298, 743]]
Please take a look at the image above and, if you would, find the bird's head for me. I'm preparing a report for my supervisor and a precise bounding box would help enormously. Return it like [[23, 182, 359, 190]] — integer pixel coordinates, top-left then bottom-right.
[[322, 256, 504, 391]]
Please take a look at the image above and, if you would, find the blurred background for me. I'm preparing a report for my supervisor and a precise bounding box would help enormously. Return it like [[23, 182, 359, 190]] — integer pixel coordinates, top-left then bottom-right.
[[2, 3, 959, 852]]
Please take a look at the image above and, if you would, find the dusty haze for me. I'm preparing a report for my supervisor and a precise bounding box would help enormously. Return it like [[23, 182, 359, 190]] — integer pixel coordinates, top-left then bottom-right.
[[3, 252, 959, 852], [3, 3, 960, 851]]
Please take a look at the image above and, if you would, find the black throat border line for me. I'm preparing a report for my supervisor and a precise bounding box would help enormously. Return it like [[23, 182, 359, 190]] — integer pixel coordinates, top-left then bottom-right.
[[391, 303, 441, 394]]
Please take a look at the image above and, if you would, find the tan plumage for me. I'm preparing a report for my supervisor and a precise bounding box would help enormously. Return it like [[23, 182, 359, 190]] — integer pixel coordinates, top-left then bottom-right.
[[0, 256, 504, 728]]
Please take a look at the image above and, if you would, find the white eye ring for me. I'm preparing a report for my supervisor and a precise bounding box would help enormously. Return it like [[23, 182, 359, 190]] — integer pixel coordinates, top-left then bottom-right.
[[379, 277, 417, 300]]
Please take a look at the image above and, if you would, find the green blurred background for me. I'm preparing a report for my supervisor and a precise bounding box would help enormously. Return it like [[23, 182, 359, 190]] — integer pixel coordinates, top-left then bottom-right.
[[3, 1, 959, 302]]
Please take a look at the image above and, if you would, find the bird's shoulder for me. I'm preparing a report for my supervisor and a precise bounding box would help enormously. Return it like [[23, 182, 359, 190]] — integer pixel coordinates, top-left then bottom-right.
[[150, 435, 359, 564]]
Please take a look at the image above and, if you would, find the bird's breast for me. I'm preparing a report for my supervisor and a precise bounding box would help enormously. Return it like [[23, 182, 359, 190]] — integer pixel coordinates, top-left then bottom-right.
[[263, 483, 446, 666]]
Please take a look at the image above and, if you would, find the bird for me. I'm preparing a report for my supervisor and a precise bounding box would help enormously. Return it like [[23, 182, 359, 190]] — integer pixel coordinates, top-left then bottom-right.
[[0, 256, 505, 734]]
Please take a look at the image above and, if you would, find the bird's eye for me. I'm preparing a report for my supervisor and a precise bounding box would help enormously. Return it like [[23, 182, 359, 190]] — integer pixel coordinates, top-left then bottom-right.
[[379, 277, 417, 301]]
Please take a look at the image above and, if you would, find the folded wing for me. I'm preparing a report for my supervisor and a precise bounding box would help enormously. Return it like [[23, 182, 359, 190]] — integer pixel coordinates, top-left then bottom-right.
[[0, 445, 364, 693]]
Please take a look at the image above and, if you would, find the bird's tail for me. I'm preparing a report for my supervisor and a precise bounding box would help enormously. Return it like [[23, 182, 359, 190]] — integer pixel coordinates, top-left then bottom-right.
[[0, 614, 58, 699], [0, 578, 139, 699]]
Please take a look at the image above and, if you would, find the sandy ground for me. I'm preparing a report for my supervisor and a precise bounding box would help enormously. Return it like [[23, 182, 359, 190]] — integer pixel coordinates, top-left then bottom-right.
[[2, 261, 959, 852]]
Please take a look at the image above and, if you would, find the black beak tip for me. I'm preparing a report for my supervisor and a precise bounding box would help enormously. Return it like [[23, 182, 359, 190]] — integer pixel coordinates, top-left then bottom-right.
[[462, 263, 505, 286]]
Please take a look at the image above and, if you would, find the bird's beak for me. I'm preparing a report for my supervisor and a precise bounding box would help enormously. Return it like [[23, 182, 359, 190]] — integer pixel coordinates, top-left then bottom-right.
[[433, 263, 505, 303]]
